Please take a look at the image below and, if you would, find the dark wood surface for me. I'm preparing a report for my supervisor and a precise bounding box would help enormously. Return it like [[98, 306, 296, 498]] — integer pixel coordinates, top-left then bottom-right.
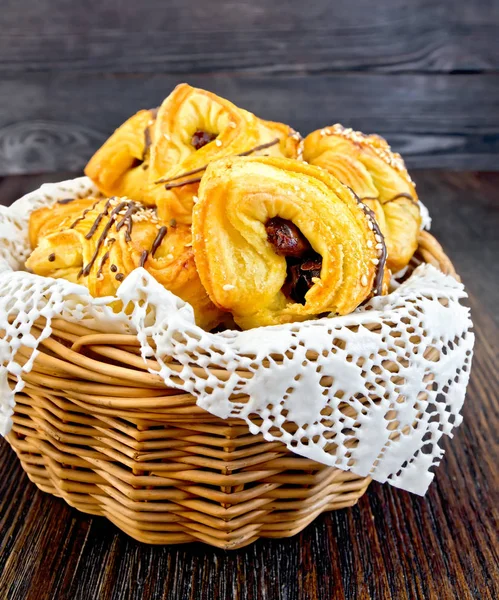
[[1, 0, 499, 175], [0, 170, 497, 600]]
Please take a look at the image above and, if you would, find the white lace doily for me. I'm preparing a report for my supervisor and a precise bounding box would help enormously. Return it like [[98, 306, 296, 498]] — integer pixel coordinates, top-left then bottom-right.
[[0, 177, 474, 495]]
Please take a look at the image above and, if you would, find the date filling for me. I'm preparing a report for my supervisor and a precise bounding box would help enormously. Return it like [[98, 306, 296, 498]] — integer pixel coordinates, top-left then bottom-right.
[[265, 217, 322, 305], [191, 130, 218, 150]]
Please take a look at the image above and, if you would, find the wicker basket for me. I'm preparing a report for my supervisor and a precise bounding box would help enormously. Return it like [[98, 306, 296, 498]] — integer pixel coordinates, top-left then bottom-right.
[[5, 231, 455, 549]]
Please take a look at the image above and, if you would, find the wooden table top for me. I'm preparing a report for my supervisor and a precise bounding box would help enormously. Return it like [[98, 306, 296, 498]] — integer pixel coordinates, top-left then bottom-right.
[[0, 170, 497, 600]]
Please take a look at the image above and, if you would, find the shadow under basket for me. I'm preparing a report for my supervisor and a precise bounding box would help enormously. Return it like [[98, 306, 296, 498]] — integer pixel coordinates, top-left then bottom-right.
[[6, 232, 455, 549]]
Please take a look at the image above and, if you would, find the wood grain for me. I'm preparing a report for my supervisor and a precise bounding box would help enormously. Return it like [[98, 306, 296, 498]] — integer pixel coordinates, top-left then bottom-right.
[[0, 0, 498, 175], [1, 73, 498, 176], [1, 0, 498, 74], [0, 170, 497, 600]]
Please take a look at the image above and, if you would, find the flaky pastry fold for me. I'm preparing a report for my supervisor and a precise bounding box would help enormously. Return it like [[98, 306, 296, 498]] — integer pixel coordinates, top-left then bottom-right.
[[26, 197, 223, 330], [192, 156, 387, 329], [304, 125, 421, 272]]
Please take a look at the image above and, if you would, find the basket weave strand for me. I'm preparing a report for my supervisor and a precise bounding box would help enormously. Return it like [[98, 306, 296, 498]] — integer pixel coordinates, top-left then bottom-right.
[[6, 231, 453, 548]]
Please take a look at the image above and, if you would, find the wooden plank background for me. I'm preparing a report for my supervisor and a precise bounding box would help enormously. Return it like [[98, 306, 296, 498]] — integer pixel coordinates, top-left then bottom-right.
[[1, 0, 499, 175]]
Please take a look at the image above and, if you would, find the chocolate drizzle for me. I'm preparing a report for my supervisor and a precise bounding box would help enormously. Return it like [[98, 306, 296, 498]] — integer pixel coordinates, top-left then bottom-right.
[[115, 273, 125, 282], [356, 192, 418, 295], [151, 226, 167, 257], [155, 166, 204, 185], [383, 192, 418, 206], [142, 108, 158, 161], [116, 203, 140, 242], [154, 138, 281, 187], [78, 201, 128, 278], [139, 249, 149, 268], [96, 251, 110, 278], [85, 198, 114, 239], [57, 198, 75, 205], [96, 238, 115, 278], [362, 202, 387, 297], [164, 176, 203, 190], [350, 190, 387, 297], [236, 138, 280, 158], [70, 198, 102, 229], [359, 192, 418, 207]]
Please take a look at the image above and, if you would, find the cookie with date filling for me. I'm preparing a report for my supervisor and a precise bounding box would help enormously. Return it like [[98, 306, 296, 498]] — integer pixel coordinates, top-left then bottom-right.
[[192, 156, 388, 329]]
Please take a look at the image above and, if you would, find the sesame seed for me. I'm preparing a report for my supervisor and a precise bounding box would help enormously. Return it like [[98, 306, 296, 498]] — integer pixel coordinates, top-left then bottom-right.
[[375, 234, 382, 242], [368, 221, 373, 230], [311, 277, 321, 284], [361, 275, 368, 286], [229, 122, 237, 128], [193, 195, 199, 203], [166, 254, 174, 260], [371, 258, 379, 265], [215, 139, 222, 147], [375, 243, 383, 249], [163, 133, 171, 141], [367, 240, 373, 248], [223, 284, 235, 291]]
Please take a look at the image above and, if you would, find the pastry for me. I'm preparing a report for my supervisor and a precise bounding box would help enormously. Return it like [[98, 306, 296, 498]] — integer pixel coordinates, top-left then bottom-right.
[[192, 156, 387, 329], [26, 196, 223, 330], [148, 84, 302, 225], [84, 109, 157, 201], [84, 84, 302, 225], [303, 125, 421, 272]]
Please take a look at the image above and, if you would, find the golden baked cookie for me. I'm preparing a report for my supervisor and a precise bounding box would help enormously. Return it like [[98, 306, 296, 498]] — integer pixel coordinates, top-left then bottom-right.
[[84, 109, 157, 201], [192, 156, 387, 329], [303, 125, 421, 272], [26, 197, 223, 330], [148, 84, 302, 225]]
